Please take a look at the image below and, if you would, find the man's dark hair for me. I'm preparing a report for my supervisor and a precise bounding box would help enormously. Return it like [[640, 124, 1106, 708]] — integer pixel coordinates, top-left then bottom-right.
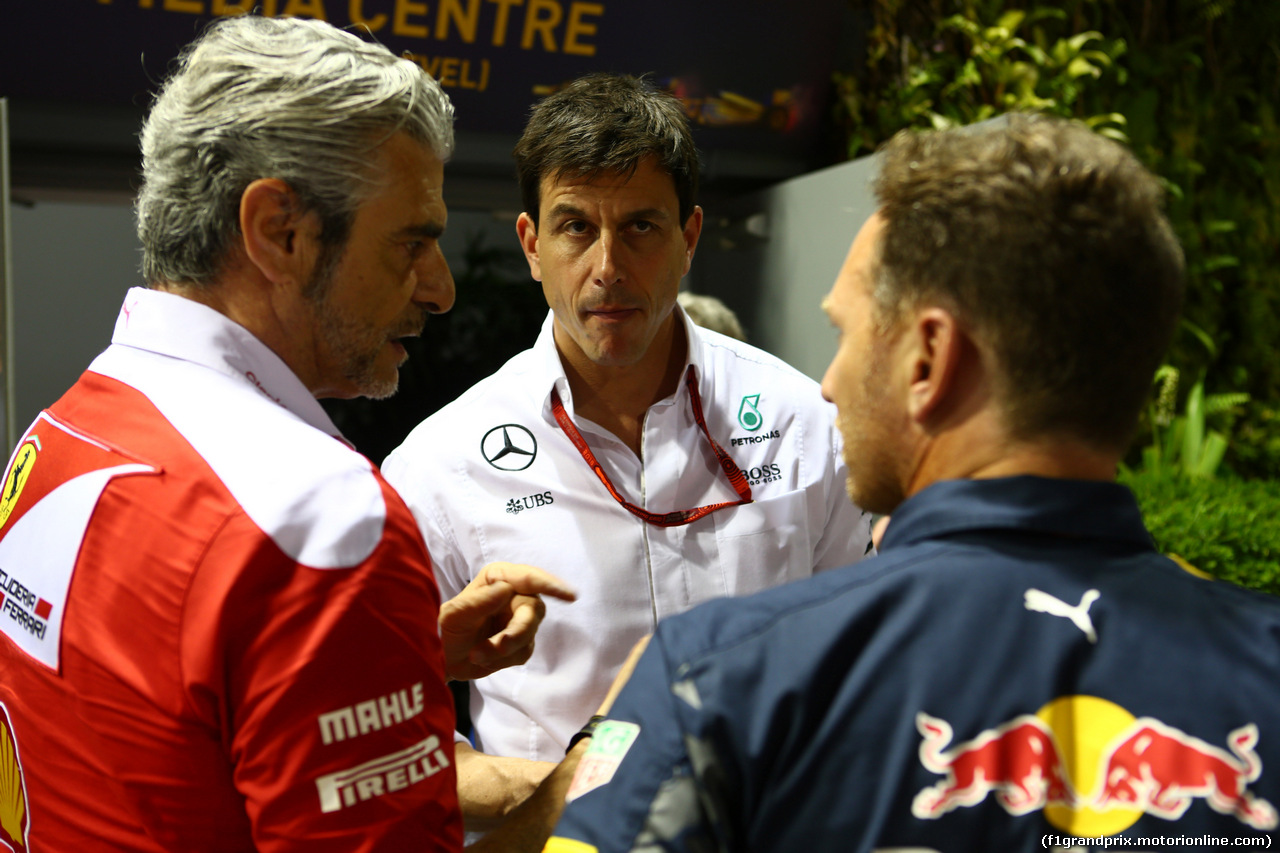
[[513, 73, 699, 226], [873, 113, 1185, 452]]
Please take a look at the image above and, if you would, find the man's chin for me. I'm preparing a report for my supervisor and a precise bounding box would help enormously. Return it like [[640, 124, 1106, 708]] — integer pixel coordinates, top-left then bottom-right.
[[583, 338, 651, 368], [845, 476, 902, 518], [348, 362, 401, 401], [360, 374, 400, 401], [357, 347, 410, 400]]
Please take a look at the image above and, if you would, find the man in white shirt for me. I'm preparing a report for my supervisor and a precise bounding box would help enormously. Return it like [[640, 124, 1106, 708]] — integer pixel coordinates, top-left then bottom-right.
[[382, 72, 874, 830]]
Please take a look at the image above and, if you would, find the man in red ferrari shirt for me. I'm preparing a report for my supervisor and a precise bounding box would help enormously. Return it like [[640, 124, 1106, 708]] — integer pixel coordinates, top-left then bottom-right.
[[0, 14, 578, 853]]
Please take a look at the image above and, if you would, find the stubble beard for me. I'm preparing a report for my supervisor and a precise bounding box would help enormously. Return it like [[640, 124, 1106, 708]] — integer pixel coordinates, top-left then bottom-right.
[[836, 352, 905, 516], [306, 251, 417, 401], [318, 304, 401, 400]]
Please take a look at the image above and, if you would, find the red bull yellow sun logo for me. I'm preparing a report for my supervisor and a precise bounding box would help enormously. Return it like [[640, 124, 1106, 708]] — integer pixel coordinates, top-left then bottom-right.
[[0, 703, 29, 853], [913, 696, 1277, 836]]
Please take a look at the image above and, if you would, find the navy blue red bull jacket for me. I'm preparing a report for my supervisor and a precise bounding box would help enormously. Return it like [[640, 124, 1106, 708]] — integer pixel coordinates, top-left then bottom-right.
[[546, 476, 1280, 853]]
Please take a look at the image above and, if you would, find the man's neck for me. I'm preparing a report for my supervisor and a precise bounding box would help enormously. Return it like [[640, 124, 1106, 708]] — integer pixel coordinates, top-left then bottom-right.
[[905, 416, 1121, 500], [558, 320, 689, 457], [154, 269, 323, 395]]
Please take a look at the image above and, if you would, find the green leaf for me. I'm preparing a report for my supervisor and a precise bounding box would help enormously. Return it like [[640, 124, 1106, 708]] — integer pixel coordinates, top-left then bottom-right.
[[997, 10, 1026, 32], [1191, 431, 1228, 478], [1067, 31, 1104, 52], [1167, 418, 1188, 466], [1183, 382, 1207, 469], [1085, 112, 1128, 128], [939, 14, 979, 38], [1200, 255, 1241, 273], [1180, 319, 1218, 358], [1022, 43, 1049, 64], [1068, 56, 1102, 79], [1205, 392, 1251, 414]]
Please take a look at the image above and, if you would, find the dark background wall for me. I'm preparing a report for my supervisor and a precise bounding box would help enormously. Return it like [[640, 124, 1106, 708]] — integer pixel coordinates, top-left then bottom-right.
[[1, 2, 875, 457]]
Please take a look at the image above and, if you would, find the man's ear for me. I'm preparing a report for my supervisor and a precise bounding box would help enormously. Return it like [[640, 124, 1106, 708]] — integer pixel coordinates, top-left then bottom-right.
[[905, 307, 968, 427], [239, 178, 318, 287], [515, 212, 542, 282], [681, 205, 704, 276]]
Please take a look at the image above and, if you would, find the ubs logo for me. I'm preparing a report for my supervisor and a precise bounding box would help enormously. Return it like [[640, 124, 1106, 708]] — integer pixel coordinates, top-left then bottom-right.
[[481, 425, 537, 471], [506, 492, 554, 515]]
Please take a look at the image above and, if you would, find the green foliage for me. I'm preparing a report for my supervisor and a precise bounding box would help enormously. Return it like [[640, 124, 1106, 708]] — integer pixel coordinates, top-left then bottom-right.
[[836, 0, 1280, 478], [1231, 402, 1280, 480], [1130, 362, 1248, 479], [1114, 2, 1280, 480], [1120, 467, 1280, 596], [834, 0, 1128, 158]]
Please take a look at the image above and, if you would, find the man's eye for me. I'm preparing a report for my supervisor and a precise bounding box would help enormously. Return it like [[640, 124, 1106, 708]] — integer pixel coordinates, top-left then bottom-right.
[[631, 221, 654, 233], [564, 221, 590, 235]]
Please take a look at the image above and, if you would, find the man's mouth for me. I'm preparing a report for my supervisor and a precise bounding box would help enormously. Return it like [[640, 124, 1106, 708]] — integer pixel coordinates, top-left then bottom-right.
[[585, 306, 639, 321], [390, 315, 427, 343], [388, 325, 423, 359]]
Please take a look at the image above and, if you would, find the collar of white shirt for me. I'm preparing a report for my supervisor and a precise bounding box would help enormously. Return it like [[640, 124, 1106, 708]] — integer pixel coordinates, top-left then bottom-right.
[[109, 286, 348, 445], [530, 304, 709, 429]]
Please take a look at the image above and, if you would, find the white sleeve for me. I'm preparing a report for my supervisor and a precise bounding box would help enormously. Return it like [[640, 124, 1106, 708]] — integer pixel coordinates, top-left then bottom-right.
[[381, 443, 472, 601]]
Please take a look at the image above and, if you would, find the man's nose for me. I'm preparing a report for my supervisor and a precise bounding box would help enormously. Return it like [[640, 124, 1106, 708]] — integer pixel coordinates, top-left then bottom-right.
[[591, 231, 622, 286], [416, 246, 455, 314]]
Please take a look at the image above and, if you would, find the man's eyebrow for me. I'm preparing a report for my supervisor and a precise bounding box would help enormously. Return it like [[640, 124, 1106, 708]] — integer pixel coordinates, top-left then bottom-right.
[[546, 202, 588, 221], [543, 203, 673, 223], [625, 207, 673, 224], [398, 222, 446, 240]]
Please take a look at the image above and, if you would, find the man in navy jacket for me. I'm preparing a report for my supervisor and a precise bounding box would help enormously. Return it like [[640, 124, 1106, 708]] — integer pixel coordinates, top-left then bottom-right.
[[544, 114, 1280, 853]]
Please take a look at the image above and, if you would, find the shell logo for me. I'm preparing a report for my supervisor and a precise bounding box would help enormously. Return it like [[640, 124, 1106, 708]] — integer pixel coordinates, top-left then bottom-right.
[[0, 440, 38, 533], [0, 703, 28, 853]]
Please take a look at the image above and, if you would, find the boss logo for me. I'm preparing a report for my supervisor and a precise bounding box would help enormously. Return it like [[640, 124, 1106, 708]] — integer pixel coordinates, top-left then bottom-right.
[[745, 463, 782, 486]]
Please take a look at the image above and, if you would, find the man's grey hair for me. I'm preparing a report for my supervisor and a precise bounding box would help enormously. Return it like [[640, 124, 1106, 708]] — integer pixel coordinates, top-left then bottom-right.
[[677, 292, 746, 342], [136, 15, 454, 286]]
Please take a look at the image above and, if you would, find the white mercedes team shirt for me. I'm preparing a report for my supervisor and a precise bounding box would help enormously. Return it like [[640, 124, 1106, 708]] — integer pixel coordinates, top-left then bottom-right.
[[383, 308, 873, 762]]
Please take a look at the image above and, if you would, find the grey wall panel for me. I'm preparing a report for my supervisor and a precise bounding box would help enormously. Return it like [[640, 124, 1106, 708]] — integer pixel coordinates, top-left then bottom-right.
[[690, 153, 879, 382], [9, 200, 138, 439]]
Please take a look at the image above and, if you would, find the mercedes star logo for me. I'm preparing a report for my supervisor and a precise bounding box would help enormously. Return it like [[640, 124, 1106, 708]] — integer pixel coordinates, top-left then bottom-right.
[[481, 424, 538, 471]]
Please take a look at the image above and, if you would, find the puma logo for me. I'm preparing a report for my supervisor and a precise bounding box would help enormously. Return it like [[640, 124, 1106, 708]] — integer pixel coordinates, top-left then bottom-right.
[[1024, 588, 1100, 643]]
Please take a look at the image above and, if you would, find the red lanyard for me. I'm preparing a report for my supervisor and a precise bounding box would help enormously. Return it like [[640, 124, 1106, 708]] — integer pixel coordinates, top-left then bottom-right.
[[549, 370, 753, 527]]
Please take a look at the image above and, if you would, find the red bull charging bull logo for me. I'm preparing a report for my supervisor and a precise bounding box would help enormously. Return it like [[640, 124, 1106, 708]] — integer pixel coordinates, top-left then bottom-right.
[[913, 696, 1278, 837]]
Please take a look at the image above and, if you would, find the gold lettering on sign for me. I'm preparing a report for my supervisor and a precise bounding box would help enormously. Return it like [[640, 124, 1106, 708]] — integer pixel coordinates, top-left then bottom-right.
[[349, 0, 388, 30]]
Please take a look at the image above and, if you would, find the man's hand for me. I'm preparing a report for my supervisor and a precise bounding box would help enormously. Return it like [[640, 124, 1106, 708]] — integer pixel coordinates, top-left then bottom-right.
[[440, 562, 576, 681]]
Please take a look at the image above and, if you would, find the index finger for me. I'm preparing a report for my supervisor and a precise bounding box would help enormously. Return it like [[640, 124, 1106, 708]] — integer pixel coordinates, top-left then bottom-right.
[[475, 562, 577, 603]]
